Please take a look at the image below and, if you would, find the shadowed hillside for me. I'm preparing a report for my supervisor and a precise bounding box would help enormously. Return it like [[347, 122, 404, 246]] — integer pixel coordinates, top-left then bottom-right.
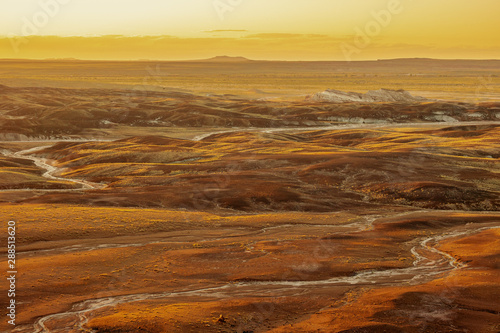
[[1, 84, 499, 140]]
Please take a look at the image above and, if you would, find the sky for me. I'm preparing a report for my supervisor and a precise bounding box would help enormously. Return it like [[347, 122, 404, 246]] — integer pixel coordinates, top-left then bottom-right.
[[0, 0, 499, 60]]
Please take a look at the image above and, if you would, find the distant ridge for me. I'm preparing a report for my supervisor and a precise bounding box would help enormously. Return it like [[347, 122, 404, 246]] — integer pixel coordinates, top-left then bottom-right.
[[1, 57, 499, 63], [196, 56, 253, 63]]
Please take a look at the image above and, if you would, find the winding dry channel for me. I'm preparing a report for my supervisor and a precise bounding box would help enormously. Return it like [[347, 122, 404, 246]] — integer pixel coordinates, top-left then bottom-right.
[[12, 216, 498, 333], [1, 146, 106, 191], [192, 121, 500, 141]]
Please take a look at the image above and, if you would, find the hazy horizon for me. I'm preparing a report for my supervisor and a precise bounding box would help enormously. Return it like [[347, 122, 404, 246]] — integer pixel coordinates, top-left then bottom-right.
[[1, 0, 499, 61], [2, 55, 500, 62]]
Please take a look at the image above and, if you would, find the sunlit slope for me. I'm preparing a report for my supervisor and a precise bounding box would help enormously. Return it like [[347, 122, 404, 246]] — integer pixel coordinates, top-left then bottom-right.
[[17, 124, 499, 211]]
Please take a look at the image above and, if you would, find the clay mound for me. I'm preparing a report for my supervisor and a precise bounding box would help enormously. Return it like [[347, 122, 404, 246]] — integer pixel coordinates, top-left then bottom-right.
[[0, 84, 15, 92], [309, 88, 428, 103], [117, 135, 195, 147], [337, 324, 404, 333], [369, 182, 498, 210], [426, 124, 499, 138], [379, 214, 500, 232]]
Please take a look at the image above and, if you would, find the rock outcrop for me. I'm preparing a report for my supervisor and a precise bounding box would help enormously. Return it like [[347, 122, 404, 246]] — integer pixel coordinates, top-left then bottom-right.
[[309, 88, 428, 103]]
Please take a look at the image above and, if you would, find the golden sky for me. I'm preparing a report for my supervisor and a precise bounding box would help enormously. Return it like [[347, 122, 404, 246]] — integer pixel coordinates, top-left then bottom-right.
[[1, 0, 499, 60]]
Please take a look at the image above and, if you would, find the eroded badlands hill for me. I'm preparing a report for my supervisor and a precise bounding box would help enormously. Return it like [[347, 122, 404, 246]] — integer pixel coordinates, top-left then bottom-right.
[[1, 84, 499, 140], [308, 88, 428, 103], [2, 124, 497, 213]]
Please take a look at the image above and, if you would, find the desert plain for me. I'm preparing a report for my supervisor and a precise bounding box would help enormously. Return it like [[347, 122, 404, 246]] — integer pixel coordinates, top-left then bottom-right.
[[0, 58, 499, 332]]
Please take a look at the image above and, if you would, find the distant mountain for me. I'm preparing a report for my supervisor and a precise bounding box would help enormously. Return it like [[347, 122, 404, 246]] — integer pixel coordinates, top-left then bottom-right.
[[196, 56, 253, 63]]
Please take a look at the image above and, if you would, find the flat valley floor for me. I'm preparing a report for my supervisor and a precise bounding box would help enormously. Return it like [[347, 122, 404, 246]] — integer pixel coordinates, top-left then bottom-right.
[[0, 59, 499, 332]]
